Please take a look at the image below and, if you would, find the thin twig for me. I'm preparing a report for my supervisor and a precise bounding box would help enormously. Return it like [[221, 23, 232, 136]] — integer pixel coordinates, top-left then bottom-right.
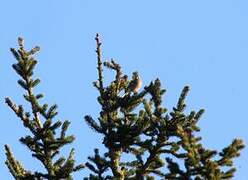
[[95, 33, 104, 95]]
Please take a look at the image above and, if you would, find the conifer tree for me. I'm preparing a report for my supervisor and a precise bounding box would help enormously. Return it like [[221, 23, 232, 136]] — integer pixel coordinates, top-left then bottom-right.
[[84, 34, 245, 179], [4, 35, 245, 180], [5, 37, 84, 179]]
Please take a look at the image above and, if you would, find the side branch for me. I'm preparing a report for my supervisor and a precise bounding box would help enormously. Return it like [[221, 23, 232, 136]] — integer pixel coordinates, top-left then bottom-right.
[[5, 97, 36, 134]]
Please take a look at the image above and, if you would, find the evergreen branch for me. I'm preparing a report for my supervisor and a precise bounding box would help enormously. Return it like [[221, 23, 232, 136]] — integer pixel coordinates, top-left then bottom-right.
[[159, 149, 187, 159], [85, 149, 109, 179], [135, 143, 163, 178], [46, 104, 58, 119], [103, 60, 123, 95], [194, 109, 205, 122], [103, 60, 122, 82], [218, 139, 244, 166], [5, 97, 36, 134], [85, 115, 103, 133], [11, 37, 43, 129], [4, 145, 33, 179], [60, 120, 70, 139], [177, 86, 190, 112], [73, 164, 85, 172]]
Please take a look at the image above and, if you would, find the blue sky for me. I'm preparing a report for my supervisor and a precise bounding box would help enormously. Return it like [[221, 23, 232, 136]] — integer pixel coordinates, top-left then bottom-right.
[[1, 0, 248, 179]]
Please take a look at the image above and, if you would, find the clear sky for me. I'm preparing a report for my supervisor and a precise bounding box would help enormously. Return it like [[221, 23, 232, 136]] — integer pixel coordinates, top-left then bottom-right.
[[1, 0, 248, 179]]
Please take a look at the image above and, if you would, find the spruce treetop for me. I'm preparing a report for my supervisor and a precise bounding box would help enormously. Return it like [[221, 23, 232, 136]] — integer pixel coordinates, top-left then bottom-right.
[[5, 37, 84, 179], [84, 34, 244, 179]]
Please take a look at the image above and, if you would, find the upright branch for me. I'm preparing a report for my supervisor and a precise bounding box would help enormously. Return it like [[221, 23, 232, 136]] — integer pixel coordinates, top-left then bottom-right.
[[13, 37, 42, 128], [5, 37, 84, 179], [95, 33, 104, 95]]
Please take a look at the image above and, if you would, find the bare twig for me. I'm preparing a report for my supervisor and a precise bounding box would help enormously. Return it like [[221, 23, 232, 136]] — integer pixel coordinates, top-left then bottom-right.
[[95, 33, 104, 95]]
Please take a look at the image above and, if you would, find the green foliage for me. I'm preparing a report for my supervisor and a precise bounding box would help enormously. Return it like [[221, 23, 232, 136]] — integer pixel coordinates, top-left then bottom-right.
[[5, 35, 244, 180], [5, 38, 84, 179]]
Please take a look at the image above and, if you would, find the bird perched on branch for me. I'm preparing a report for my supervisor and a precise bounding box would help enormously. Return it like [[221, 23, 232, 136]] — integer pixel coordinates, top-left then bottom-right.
[[125, 71, 142, 96]]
